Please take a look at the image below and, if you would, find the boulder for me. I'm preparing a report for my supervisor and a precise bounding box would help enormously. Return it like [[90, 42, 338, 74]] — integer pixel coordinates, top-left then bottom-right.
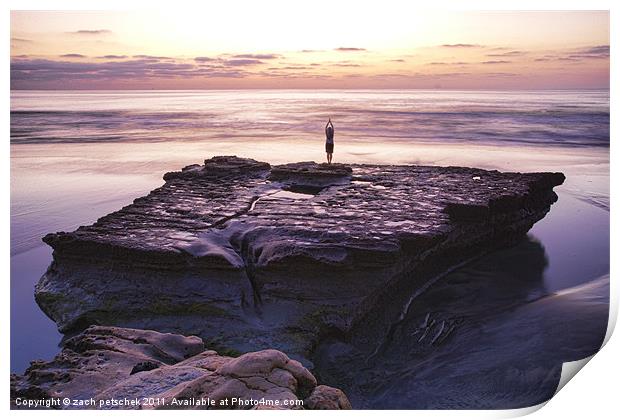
[[11, 326, 350, 410], [305, 385, 353, 409]]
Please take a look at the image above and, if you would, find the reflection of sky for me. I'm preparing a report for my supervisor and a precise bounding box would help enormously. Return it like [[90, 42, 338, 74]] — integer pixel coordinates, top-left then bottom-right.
[[11, 90, 610, 147], [531, 190, 609, 292], [10, 136, 609, 256]]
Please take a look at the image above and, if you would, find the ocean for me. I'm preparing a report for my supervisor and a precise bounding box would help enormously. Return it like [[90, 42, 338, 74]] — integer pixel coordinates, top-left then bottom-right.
[[10, 90, 610, 408], [11, 89, 609, 147]]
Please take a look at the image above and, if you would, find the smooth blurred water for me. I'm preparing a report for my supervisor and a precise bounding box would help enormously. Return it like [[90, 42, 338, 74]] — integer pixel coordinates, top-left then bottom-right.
[[315, 188, 609, 409], [11, 90, 610, 147], [10, 90, 610, 256], [10, 90, 610, 406]]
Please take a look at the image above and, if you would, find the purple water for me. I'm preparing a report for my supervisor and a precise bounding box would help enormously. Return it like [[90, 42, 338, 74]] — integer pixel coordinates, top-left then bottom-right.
[[11, 90, 609, 147], [10, 90, 609, 408]]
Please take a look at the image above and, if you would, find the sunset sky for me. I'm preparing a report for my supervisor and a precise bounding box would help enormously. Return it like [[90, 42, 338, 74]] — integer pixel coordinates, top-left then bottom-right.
[[10, 9, 609, 89]]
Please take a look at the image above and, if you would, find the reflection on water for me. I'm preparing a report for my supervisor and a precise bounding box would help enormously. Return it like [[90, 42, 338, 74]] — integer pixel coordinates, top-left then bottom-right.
[[10, 247, 62, 369], [10, 137, 609, 256], [11, 90, 609, 147], [314, 235, 608, 409], [530, 186, 609, 292], [309, 171, 609, 408]]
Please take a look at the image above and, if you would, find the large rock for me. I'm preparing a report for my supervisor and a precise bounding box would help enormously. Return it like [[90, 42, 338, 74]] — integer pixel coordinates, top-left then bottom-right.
[[305, 385, 352, 409], [11, 326, 350, 410], [35, 156, 565, 363]]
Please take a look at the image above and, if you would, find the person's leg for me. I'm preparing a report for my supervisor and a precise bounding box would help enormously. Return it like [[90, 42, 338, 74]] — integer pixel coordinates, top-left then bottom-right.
[[326, 153, 329, 163]]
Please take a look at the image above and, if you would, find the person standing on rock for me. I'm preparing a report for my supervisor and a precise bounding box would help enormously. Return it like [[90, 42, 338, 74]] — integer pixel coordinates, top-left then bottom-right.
[[325, 118, 335, 164]]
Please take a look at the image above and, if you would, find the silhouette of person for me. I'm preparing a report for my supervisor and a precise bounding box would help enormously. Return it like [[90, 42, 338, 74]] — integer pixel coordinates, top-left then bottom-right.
[[325, 119, 334, 164]]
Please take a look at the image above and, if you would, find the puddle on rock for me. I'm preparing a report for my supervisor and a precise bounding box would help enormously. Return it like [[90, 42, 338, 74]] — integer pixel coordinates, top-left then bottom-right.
[[270, 190, 314, 200]]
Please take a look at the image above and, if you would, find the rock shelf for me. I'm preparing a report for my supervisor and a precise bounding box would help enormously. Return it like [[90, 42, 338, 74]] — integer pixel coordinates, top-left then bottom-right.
[[35, 156, 565, 365]]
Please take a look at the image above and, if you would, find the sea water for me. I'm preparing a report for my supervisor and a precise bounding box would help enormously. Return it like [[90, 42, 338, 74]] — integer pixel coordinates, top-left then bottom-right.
[[10, 90, 609, 408]]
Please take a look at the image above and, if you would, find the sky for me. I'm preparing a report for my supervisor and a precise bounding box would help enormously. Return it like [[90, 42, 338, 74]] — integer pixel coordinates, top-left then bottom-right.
[[10, 9, 610, 89]]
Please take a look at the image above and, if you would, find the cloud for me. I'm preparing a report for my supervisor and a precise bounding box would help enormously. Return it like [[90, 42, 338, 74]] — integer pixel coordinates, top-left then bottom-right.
[[60, 53, 86, 58], [255, 70, 331, 80], [486, 50, 525, 57], [390, 59, 406, 62], [533, 46, 609, 63], [429, 61, 470, 66], [375, 73, 410, 78], [300, 49, 324, 53], [484, 72, 518, 77], [232, 53, 280, 59], [420, 72, 472, 77], [194, 54, 276, 65], [334, 47, 366, 52], [11, 37, 32, 43], [199, 70, 246, 78], [440, 44, 482, 48], [222, 59, 264, 66], [67, 29, 112, 36], [534, 55, 579, 62], [268, 66, 311, 70], [97, 55, 127, 59], [10, 57, 250, 85], [568, 45, 609, 59], [481, 60, 511, 65], [577, 45, 609, 55], [68, 29, 112, 35], [132, 55, 173, 60]]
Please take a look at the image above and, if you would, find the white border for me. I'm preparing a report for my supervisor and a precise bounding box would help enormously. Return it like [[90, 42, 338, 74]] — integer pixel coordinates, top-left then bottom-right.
[[3, 1, 616, 419]]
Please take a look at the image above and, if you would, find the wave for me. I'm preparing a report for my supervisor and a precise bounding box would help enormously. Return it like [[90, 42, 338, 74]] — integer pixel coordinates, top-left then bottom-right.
[[10, 91, 610, 148]]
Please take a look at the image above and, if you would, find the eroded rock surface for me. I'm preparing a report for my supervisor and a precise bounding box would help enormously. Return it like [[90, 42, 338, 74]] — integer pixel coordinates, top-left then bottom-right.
[[11, 326, 350, 410], [36, 156, 565, 364]]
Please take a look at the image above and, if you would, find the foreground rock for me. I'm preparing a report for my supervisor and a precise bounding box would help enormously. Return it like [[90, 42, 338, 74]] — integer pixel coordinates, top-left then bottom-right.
[[11, 326, 350, 410], [36, 156, 565, 363]]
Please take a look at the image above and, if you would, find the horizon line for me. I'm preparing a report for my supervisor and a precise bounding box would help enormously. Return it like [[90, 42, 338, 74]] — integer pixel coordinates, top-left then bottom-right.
[[10, 87, 610, 92]]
